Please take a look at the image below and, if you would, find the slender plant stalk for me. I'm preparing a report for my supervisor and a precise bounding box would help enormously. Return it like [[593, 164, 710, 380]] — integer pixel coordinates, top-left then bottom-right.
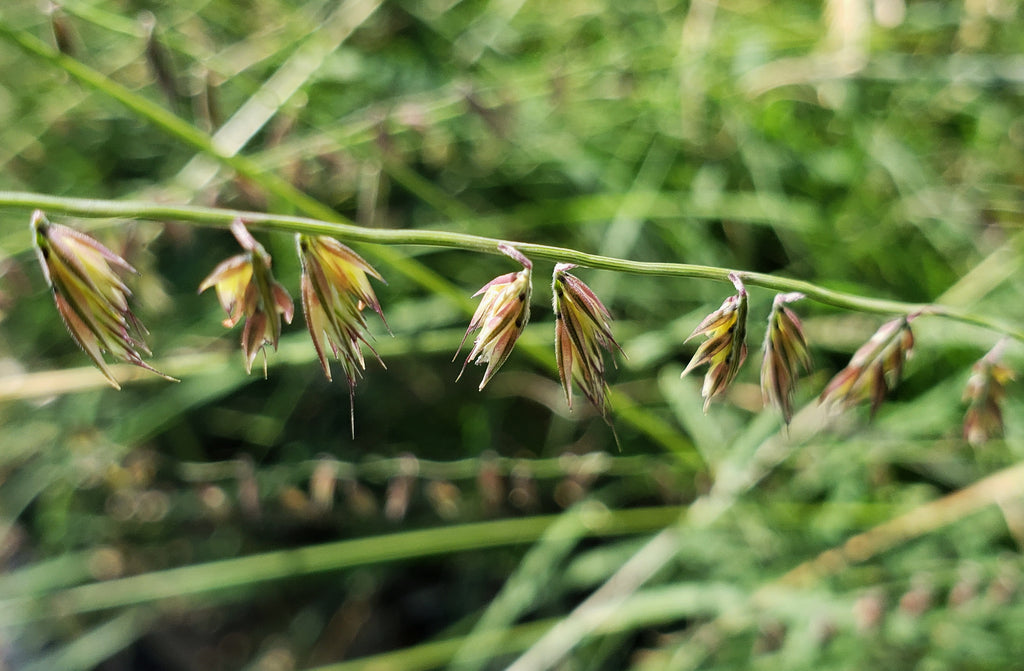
[[1, 15, 1017, 342], [0, 505, 682, 627], [0, 22, 466, 311], [175, 452, 674, 485], [0, 24, 336, 223], [19, 608, 156, 671], [1, 191, 1019, 342], [307, 619, 556, 671], [305, 582, 750, 671]]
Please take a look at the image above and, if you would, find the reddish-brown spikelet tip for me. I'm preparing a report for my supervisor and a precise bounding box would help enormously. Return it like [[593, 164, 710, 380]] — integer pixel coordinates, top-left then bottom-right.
[[962, 340, 1014, 447], [819, 316, 914, 417]]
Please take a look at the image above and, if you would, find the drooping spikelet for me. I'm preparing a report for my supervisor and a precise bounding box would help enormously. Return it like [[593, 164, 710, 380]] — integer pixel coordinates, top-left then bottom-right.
[[297, 234, 389, 436], [962, 340, 1014, 447], [760, 292, 812, 424], [552, 263, 623, 421], [456, 244, 532, 390], [819, 315, 916, 417], [199, 220, 294, 376], [31, 210, 174, 389], [681, 272, 749, 413]]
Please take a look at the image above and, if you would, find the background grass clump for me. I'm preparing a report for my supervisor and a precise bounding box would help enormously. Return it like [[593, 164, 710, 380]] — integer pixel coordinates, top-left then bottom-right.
[[0, 0, 1023, 669]]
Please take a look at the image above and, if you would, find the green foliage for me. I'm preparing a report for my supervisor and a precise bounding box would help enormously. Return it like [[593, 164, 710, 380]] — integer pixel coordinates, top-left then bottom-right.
[[0, 0, 1022, 669]]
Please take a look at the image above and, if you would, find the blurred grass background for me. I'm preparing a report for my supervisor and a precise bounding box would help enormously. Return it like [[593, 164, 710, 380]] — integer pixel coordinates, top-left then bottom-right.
[[0, 0, 1023, 669]]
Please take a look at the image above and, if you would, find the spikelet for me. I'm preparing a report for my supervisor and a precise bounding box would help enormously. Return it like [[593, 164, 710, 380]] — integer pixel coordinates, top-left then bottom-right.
[[552, 263, 624, 421], [31, 210, 174, 388], [760, 292, 812, 423], [820, 315, 916, 417], [962, 340, 1014, 447], [456, 244, 532, 390], [297, 234, 389, 436], [681, 272, 749, 413], [199, 220, 294, 376]]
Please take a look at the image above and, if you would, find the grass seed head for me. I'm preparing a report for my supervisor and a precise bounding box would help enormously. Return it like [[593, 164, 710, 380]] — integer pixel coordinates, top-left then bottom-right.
[[31, 210, 174, 388], [681, 272, 749, 413], [962, 340, 1014, 447], [760, 292, 812, 424], [456, 243, 533, 390], [552, 262, 623, 421], [297, 234, 389, 436], [199, 220, 294, 376], [819, 315, 916, 417]]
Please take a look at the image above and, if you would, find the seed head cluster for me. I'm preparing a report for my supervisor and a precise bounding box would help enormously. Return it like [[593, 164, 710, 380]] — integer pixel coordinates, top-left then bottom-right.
[[30, 211, 1012, 442]]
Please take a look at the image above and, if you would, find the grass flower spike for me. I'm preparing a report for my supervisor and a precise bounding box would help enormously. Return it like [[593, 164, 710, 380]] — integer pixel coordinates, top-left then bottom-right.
[[552, 263, 623, 421], [761, 292, 812, 424], [31, 210, 174, 389], [962, 340, 1014, 447], [681, 272, 749, 413], [199, 220, 294, 375], [820, 315, 916, 417], [298, 234, 389, 435], [456, 244, 532, 390]]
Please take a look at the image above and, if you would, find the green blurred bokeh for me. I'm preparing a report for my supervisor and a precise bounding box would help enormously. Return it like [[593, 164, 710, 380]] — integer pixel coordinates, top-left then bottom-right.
[[0, 0, 1022, 669]]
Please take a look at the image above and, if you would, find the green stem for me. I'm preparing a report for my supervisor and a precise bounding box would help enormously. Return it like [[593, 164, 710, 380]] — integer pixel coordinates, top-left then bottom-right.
[[176, 452, 673, 485], [1, 190, 1020, 341], [0, 24, 340, 222], [308, 581, 752, 671], [307, 619, 556, 671], [0, 505, 682, 626]]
